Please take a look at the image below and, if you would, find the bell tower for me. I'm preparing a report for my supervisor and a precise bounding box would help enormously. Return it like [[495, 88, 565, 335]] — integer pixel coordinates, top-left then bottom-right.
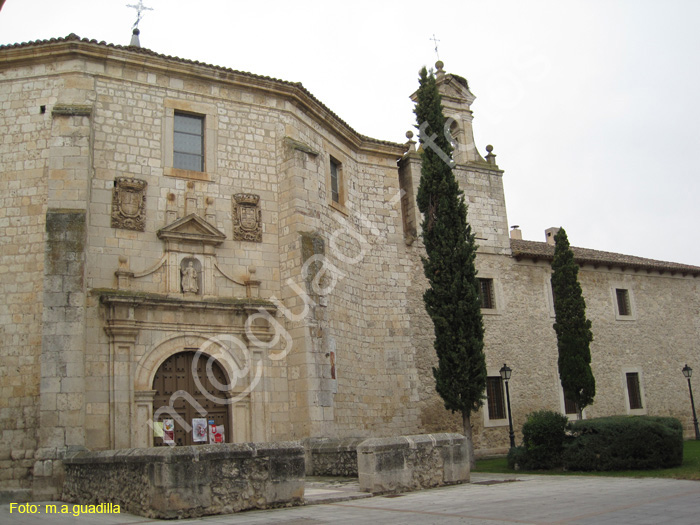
[[403, 61, 511, 255]]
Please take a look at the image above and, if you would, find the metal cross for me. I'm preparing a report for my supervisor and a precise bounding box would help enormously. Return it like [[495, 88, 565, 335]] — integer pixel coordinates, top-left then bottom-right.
[[430, 34, 441, 60], [127, 0, 153, 30]]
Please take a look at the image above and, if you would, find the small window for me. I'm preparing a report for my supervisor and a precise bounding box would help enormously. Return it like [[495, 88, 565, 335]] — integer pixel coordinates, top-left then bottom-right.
[[486, 376, 506, 420], [626, 372, 643, 410], [329, 157, 341, 204], [478, 278, 495, 309], [174, 112, 204, 172], [616, 289, 631, 316]]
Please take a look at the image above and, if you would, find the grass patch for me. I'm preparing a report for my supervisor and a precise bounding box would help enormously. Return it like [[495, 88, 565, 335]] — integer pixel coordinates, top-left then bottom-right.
[[474, 440, 700, 480]]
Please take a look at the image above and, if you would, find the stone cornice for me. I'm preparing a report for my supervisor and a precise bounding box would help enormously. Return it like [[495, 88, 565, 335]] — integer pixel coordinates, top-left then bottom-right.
[[0, 35, 405, 158], [96, 288, 276, 312]]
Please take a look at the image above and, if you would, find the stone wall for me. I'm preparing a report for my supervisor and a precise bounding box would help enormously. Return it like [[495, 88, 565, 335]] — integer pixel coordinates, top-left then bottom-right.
[[0, 61, 52, 493], [469, 253, 700, 453], [303, 437, 364, 477], [62, 441, 305, 519], [357, 433, 469, 494]]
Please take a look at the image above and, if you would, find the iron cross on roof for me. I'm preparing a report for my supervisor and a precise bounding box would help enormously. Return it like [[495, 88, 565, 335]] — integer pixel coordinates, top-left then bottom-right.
[[127, 0, 153, 30], [430, 34, 441, 60]]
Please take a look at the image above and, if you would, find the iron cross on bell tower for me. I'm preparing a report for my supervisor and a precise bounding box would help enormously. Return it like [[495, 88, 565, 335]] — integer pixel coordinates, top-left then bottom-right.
[[430, 34, 441, 61]]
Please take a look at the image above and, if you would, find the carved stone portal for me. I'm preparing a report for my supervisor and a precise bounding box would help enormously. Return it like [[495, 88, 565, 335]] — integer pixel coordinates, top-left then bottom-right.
[[232, 193, 262, 242], [112, 177, 147, 231]]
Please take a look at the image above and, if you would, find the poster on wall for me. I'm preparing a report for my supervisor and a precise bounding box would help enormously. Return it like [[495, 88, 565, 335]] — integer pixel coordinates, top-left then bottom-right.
[[153, 421, 164, 438], [163, 419, 175, 445], [208, 420, 225, 443], [192, 418, 208, 442]]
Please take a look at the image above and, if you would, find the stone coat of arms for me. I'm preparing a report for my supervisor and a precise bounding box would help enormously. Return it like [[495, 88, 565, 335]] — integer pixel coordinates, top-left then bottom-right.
[[112, 177, 147, 231], [232, 193, 262, 242]]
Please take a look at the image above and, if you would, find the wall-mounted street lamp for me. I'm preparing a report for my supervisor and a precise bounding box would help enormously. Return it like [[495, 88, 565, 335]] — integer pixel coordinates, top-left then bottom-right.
[[682, 364, 700, 440], [500, 363, 515, 448]]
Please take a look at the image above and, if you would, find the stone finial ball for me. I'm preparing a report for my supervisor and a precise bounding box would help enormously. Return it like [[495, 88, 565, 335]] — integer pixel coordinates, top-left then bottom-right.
[[248, 265, 257, 275], [486, 145, 494, 152], [436, 60, 444, 70], [406, 130, 414, 139]]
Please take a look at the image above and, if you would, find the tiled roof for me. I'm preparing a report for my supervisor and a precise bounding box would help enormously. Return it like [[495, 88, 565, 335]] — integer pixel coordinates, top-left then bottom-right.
[[510, 239, 700, 276], [0, 34, 403, 150]]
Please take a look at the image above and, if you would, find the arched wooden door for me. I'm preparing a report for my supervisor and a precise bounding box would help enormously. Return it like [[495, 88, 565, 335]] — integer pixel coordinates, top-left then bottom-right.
[[152, 351, 230, 446]]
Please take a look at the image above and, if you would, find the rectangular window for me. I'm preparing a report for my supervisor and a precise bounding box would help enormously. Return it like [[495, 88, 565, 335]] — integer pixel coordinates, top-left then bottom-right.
[[174, 112, 204, 171], [616, 288, 631, 316], [479, 278, 495, 309], [330, 157, 341, 204], [626, 372, 643, 410], [486, 376, 506, 420], [563, 389, 577, 415]]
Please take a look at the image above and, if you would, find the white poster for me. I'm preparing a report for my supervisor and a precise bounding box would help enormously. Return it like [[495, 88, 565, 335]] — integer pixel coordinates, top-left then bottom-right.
[[208, 421, 225, 443], [192, 418, 208, 442]]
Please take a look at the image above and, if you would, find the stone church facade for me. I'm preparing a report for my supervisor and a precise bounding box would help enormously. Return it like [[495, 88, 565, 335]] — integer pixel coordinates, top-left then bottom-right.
[[1, 34, 698, 499]]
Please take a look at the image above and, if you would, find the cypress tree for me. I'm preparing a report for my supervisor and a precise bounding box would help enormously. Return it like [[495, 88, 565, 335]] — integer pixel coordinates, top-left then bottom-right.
[[415, 66, 486, 464], [551, 228, 595, 419]]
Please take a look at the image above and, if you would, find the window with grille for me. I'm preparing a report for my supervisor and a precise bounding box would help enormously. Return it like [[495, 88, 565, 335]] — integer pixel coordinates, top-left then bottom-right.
[[626, 372, 643, 410], [616, 288, 631, 316], [479, 278, 495, 309], [486, 376, 506, 420], [174, 112, 204, 171], [330, 157, 341, 204]]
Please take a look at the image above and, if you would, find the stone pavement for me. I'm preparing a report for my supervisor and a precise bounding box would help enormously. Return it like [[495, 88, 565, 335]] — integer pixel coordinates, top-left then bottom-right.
[[1, 473, 699, 524]]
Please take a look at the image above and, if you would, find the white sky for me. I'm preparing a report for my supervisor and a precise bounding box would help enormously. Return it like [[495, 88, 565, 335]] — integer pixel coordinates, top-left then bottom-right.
[[2, 0, 699, 265]]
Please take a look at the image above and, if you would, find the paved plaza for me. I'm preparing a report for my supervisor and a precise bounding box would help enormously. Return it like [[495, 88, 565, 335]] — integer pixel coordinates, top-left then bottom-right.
[[2, 473, 699, 524]]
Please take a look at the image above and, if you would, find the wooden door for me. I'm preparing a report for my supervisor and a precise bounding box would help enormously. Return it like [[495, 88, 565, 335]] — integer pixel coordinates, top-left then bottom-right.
[[152, 351, 230, 446]]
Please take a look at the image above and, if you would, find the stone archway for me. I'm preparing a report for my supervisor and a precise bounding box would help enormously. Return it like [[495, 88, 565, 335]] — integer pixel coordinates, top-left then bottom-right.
[[132, 334, 261, 448], [152, 350, 230, 446]]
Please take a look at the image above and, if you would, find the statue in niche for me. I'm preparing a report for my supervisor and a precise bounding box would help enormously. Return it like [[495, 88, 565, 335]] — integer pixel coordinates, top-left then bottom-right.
[[181, 260, 199, 294]]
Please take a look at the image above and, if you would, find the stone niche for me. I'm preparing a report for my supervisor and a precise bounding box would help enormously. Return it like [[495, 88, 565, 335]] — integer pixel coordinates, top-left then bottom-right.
[[62, 441, 305, 519]]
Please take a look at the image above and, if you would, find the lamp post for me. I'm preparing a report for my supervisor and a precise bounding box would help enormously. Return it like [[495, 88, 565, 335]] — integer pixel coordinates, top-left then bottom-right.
[[500, 363, 515, 448], [682, 364, 700, 440]]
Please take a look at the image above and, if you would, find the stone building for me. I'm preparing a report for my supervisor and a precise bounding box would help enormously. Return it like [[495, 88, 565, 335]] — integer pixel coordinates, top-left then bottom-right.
[[1, 34, 698, 500]]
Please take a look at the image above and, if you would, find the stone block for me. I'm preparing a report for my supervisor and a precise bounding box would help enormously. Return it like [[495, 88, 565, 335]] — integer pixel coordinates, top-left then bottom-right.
[[357, 433, 469, 494], [303, 437, 364, 476], [62, 441, 304, 518]]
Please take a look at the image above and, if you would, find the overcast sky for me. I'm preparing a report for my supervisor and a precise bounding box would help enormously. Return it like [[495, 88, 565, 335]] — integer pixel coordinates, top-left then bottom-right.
[[2, 0, 699, 265]]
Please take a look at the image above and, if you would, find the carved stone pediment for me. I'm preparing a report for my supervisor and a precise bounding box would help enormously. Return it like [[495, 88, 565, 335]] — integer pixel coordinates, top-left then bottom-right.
[[157, 214, 226, 253], [409, 73, 475, 108], [439, 74, 476, 105]]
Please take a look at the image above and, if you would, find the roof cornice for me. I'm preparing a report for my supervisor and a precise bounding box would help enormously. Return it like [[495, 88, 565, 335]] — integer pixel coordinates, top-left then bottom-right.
[[510, 239, 700, 277], [0, 34, 405, 158]]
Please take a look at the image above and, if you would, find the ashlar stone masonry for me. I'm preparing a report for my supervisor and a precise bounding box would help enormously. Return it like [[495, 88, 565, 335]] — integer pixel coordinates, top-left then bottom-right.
[[0, 35, 698, 500]]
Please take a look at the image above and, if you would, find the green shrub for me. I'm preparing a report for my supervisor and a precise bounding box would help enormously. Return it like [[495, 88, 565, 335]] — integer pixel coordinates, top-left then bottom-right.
[[563, 416, 683, 471], [510, 410, 570, 470], [506, 445, 527, 470]]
